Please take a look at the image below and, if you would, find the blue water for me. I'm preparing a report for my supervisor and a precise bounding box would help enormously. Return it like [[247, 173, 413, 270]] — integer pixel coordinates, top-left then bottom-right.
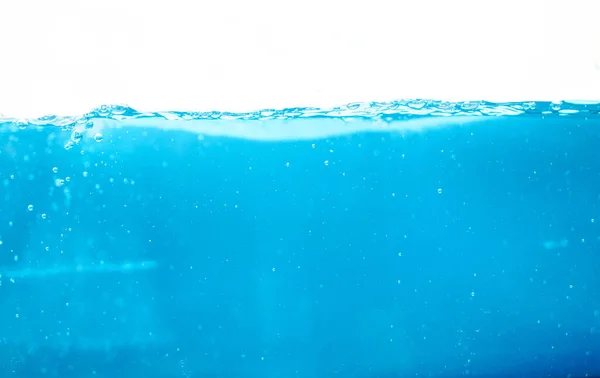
[[0, 100, 599, 377]]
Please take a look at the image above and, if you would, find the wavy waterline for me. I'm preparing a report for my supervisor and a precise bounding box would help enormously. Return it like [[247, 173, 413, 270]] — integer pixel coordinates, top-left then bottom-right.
[[1, 100, 599, 129]]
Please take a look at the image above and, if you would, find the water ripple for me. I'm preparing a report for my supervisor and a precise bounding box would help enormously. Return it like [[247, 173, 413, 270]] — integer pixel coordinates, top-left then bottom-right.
[[1, 100, 599, 129]]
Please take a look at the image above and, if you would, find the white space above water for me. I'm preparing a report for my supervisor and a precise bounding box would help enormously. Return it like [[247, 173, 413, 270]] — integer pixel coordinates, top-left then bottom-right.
[[0, 0, 599, 118]]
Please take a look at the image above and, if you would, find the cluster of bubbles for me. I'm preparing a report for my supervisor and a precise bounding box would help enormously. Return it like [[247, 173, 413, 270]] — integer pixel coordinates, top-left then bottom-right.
[[63, 121, 104, 150]]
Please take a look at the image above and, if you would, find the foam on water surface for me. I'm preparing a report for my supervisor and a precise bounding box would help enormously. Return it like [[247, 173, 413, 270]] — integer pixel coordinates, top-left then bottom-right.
[[2, 100, 599, 142]]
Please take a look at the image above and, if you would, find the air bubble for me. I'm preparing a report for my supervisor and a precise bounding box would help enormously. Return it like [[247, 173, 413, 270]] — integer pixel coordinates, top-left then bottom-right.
[[52, 167, 58, 173], [85, 121, 94, 129], [407, 100, 426, 109], [71, 130, 83, 143], [27, 204, 34, 211], [94, 133, 104, 142], [550, 101, 562, 111], [437, 188, 443, 194], [41, 213, 47, 220], [110, 105, 128, 115], [64, 141, 74, 150], [459, 101, 480, 111], [98, 105, 110, 116], [16, 120, 28, 130]]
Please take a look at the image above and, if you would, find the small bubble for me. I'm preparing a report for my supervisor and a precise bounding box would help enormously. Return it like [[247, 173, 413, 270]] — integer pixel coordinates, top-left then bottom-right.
[[550, 101, 562, 111], [94, 133, 104, 142], [71, 130, 83, 143], [83, 171, 89, 178], [98, 105, 110, 116], [285, 162, 290, 167], [110, 105, 128, 115], [324, 160, 329, 166], [52, 167, 58, 173], [64, 141, 74, 150], [85, 121, 94, 129], [27, 204, 34, 211], [41, 213, 47, 220], [437, 188, 443, 194], [16, 120, 28, 130], [459, 101, 480, 111], [55, 179, 65, 187], [408, 99, 426, 109]]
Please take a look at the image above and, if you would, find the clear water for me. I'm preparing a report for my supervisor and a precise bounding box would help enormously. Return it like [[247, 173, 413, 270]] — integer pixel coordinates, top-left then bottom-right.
[[1, 100, 599, 377]]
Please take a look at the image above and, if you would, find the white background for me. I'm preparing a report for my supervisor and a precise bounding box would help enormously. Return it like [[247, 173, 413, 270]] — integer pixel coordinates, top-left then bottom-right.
[[1, 0, 599, 118]]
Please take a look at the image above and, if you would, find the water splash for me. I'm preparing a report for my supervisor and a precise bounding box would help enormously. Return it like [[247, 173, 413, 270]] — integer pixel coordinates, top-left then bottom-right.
[[1, 100, 599, 131]]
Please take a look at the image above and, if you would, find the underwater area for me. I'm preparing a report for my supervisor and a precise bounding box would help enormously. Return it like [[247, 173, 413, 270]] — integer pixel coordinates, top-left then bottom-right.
[[0, 100, 599, 377]]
